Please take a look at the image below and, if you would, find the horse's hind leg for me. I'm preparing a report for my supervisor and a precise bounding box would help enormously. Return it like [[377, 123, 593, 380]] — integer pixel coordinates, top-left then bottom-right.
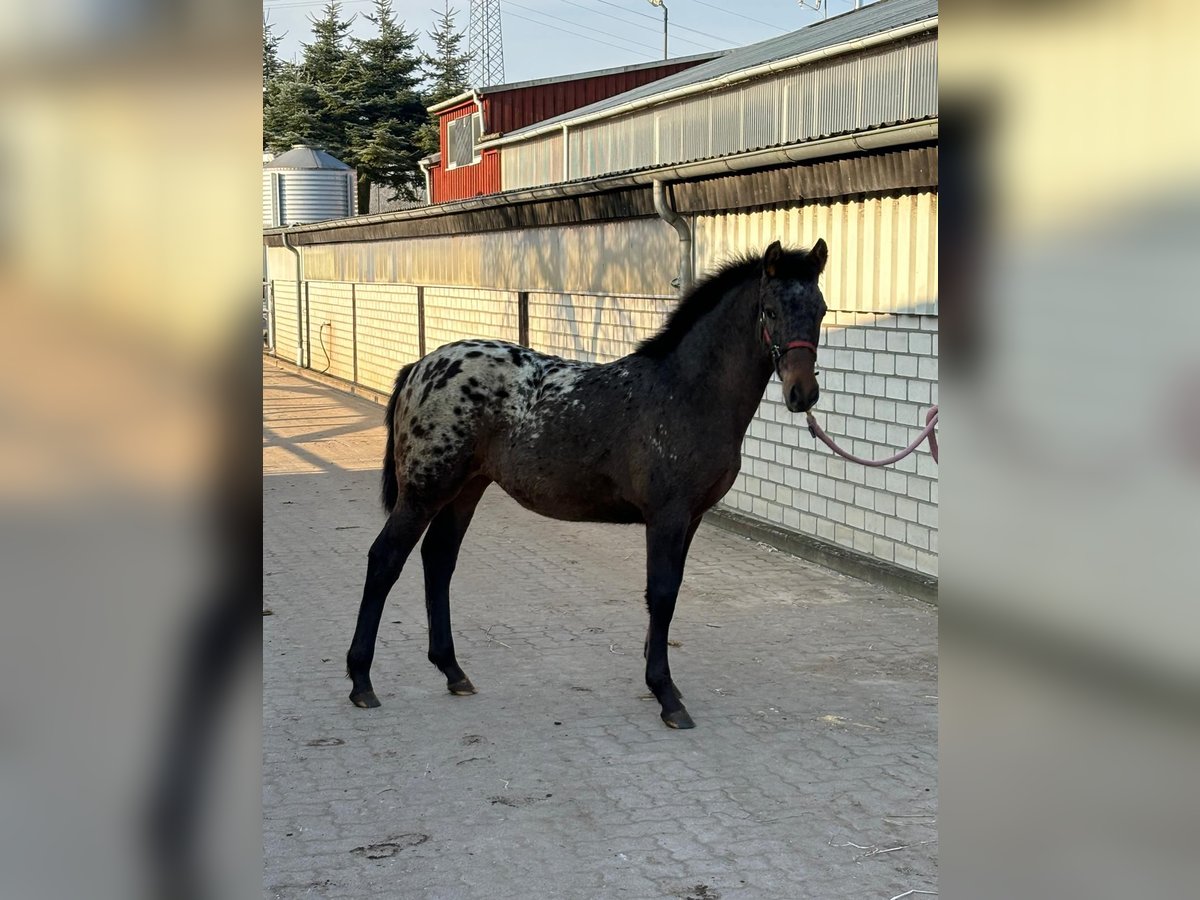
[[346, 503, 432, 708], [421, 476, 490, 695]]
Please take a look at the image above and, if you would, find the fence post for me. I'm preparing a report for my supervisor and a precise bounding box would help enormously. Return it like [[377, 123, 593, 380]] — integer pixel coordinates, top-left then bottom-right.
[[351, 282, 358, 385], [304, 281, 311, 368], [268, 281, 277, 355], [416, 285, 426, 357], [518, 291, 530, 347]]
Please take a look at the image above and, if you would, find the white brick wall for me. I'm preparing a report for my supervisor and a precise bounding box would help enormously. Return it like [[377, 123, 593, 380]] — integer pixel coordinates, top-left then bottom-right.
[[273, 281, 939, 580], [353, 283, 420, 393], [528, 291, 674, 363], [271, 281, 302, 366], [306, 283, 355, 382], [424, 287, 520, 349], [721, 311, 939, 577]]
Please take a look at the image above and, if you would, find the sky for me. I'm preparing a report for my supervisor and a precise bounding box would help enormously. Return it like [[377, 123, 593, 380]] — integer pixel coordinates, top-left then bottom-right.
[[263, 0, 879, 85]]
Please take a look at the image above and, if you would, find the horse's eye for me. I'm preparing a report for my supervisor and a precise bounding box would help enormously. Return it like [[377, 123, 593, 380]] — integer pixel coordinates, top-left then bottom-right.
[[765, 309, 777, 321]]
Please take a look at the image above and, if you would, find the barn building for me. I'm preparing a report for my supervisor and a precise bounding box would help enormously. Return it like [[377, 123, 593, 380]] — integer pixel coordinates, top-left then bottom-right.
[[421, 54, 721, 204]]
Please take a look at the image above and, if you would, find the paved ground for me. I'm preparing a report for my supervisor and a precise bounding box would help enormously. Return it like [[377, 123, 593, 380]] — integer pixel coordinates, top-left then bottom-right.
[[263, 359, 938, 900]]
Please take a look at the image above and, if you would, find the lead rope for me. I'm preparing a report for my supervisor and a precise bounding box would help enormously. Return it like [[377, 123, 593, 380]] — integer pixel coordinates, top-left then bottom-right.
[[760, 304, 938, 466], [805, 405, 939, 466]]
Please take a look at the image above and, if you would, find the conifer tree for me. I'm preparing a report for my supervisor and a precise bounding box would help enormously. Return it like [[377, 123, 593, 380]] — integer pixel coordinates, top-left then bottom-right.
[[417, 2, 474, 159], [346, 0, 426, 208], [263, 3, 356, 158]]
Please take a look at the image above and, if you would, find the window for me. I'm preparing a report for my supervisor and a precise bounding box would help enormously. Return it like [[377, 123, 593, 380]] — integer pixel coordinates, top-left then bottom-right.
[[446, 112, 482, 169]]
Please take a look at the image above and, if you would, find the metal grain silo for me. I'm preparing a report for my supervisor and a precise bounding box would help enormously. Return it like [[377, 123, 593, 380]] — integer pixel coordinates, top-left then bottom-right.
[[262, 145, 356, 227]]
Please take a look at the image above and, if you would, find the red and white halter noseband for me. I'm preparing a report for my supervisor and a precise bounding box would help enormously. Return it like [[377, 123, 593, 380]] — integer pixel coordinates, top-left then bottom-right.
[[760, 317, 817, 374]]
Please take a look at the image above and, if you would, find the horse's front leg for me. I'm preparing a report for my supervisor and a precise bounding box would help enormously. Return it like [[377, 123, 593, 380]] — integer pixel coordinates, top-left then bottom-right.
[[644, 515, 696, 729]]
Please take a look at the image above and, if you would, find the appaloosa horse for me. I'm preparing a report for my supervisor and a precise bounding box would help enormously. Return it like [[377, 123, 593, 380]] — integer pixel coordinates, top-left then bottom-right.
[[347, 240, 828, 728]]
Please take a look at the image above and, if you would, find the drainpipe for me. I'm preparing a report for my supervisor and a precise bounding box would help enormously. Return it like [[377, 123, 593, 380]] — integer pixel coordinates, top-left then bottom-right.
[[561, 124, 570, 182], [653, 179, 692, 295], [280, 226, 303, 366], [471, 88, 485, 132], [418, 157, 433, 204]]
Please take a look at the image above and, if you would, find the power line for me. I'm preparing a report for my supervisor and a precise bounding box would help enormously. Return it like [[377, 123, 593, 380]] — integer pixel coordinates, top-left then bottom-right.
[[263, 0, 375, 8], [689, 0, 788, 33], [502, 8, 658, 59], [584, 0, 737, 47], [504, 1, 665, 56], [551, 0, 731, 50]]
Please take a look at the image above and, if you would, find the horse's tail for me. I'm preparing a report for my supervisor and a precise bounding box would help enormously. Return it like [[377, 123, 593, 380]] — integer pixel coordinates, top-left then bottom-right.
[[381, 363, 414, 514]]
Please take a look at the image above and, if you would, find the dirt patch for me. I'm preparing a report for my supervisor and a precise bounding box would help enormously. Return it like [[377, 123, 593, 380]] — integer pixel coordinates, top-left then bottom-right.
[[350, 833, 428, 860], [488, 793, 552, 808]]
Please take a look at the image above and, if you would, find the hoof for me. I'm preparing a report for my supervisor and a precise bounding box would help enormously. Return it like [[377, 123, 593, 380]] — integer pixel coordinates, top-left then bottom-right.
[[661, 708, 695, 730], [350, 689, 380, 708], [447, 677, 477, 696]]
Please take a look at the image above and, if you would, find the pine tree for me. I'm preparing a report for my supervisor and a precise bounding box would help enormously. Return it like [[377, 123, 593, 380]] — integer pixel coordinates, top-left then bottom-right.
[[263, 20, 283, 88], [263, 3, 357, 158], [417, 2, 474, 159], [345, 0, 427, 210]]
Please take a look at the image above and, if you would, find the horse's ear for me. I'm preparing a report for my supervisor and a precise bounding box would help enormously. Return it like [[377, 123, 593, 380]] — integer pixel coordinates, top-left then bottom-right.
[[809, 239, 828, 275], [763, 240, 783, 278]]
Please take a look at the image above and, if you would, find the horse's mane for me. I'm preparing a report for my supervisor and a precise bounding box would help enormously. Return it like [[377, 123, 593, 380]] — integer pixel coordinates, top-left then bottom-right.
[[634, 247, 820, 360]]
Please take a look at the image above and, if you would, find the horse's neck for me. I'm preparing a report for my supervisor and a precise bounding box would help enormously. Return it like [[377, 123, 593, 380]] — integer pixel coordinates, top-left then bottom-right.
[[671, 283, 773, 435]]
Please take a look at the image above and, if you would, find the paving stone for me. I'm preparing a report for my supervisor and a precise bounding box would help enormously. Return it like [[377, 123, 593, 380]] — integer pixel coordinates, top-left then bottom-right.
[[263, 361, 937, 899]]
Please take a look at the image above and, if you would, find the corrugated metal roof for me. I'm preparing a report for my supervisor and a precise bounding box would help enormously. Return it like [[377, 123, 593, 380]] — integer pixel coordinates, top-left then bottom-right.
[[264, 145, 352, 170], [500, 0, 937, 139], [476, 52, 725, 95]]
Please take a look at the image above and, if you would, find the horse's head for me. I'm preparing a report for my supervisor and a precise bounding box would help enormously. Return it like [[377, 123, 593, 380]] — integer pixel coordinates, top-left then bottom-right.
[[759, 239, 828, 413]]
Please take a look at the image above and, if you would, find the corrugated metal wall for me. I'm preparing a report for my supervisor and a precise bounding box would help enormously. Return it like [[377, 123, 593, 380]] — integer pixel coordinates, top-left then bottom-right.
[[306, 283, 355, 382], [694, 191, 938, 315], [296, 219, 676, 296], [501, 131, 563, 191], [272, 281, 304, 366], [501, 36, 936, 191], [265, 246, 298, 283], [424, 287, 521, 348], [271, 170, 355, 225], [527, 291, 675, 363], [264, 188, 938, 578], [262, 172, 276, 228], [354, 283, 421, 392]]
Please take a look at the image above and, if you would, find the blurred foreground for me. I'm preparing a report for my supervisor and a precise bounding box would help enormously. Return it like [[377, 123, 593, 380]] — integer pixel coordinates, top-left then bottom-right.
[[0, 3, 260, 899], [0, 1, 1196, 898], [940, 2, 1200, 897]]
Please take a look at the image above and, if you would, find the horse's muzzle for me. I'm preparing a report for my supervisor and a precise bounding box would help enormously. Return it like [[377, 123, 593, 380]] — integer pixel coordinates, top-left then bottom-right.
[[779, 350, 820, 413], [786, 382, 820, 413]]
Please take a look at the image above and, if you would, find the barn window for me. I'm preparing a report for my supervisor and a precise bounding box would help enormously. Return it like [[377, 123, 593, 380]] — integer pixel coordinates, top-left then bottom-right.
[[446, 112, 482, 170]]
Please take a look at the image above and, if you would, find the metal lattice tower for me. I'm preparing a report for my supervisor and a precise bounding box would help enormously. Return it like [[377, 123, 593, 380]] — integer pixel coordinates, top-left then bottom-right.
[[468, 0, 504, 86]]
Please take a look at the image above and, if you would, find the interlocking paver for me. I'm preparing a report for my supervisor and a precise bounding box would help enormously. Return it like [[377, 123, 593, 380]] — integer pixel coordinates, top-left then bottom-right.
[[264, 359, 937, 899]]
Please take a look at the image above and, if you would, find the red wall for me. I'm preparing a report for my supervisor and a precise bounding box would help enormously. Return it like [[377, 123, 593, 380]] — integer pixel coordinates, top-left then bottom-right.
[[430, 101, 501, 203], [430, 59, 712, 203], [486, 60, 708, 135]]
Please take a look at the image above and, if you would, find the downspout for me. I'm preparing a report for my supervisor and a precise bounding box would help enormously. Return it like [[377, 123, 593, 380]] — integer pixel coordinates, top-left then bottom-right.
[[418, 157, 432, 204], [561, 124, 570, 182], [471, 88, 485, 132], [653, 179, 692, 295], [280, 226, 303, 366]]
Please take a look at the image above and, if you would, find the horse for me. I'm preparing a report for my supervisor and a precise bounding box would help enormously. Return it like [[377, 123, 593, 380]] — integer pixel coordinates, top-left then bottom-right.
[[346, 239, 828, 729]]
